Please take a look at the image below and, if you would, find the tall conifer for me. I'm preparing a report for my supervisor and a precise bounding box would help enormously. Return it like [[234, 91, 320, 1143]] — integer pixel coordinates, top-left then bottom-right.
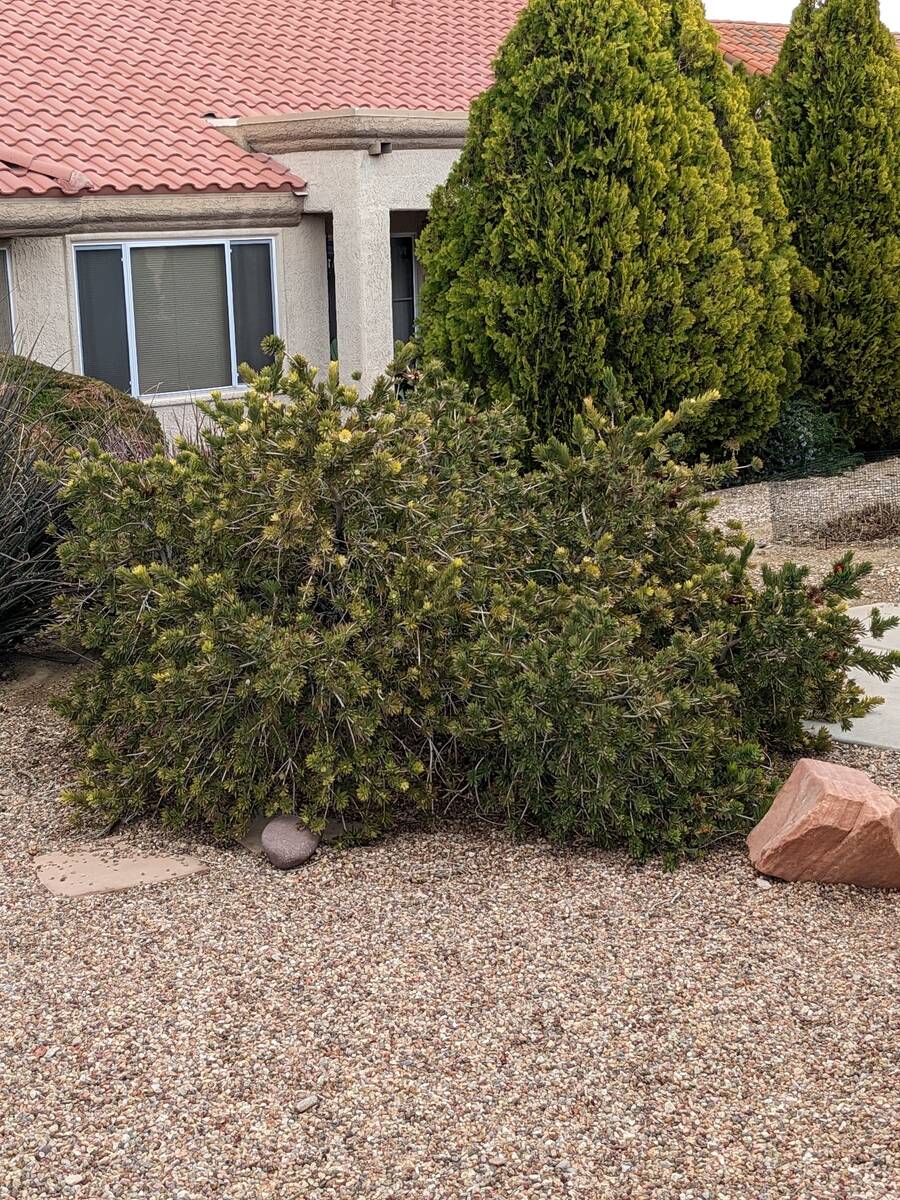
[[767, 0, 900, 447], [417, 0, 800, 452]]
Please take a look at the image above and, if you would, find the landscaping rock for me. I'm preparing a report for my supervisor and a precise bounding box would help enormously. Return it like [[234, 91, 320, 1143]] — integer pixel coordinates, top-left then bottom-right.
[[748, 758, 900, 888], [260, 816, 320, 870]]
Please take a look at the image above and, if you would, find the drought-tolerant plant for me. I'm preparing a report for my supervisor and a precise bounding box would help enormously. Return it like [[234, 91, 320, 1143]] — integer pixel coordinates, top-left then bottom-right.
[[0, 362, 67, 655], [0, 354, 161, 656], [745, 391, 859, 480], [52, 344, 897, 858], [417, 0, 801, 455], [52, 341, 526, 837], [765, 0, 900, 447], [1, 352, 161, 458]]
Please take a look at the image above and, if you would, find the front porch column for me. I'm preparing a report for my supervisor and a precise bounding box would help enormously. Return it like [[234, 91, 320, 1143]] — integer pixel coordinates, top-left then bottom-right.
[[331, 201, 394, 393]]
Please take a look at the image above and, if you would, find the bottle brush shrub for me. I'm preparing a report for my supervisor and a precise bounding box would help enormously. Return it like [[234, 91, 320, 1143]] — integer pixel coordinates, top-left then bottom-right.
[[416, 0, 801, 455], [53, 345, 897, 857]]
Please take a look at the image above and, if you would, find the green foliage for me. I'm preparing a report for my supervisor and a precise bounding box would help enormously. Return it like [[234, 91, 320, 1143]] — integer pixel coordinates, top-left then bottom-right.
[[417, 0, 801, 455], [52, 346, 896, 858], [765, 0, 900, 447], [0, 352, 161, 456], [728, 553, 899, 748], [746, 390, 858, 479], [0, 360, 66, 654], [0, 354, 160, 656], [732, 62, 769, 122]]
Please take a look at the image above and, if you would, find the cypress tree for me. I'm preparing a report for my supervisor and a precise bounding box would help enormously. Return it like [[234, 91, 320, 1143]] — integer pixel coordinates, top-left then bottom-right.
[[766, 0, 900, 448], [417, 0, 800, 453]]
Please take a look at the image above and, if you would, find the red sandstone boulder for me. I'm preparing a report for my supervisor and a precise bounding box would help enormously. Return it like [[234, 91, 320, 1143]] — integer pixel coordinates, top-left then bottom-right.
[[748, 758, 900, 889]]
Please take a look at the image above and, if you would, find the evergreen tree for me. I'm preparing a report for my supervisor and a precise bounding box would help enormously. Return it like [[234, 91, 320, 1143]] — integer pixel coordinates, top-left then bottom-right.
[[766, 0, 900, 447], [417, 0, 800, 453]]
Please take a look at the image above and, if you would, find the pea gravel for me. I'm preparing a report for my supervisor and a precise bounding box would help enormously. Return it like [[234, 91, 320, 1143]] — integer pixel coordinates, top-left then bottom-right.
[[1, 659, 899, 1200]]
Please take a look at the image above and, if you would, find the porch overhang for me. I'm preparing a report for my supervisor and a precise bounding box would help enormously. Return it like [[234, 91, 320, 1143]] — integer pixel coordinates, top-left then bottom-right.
[[212, 108, 470, 155]]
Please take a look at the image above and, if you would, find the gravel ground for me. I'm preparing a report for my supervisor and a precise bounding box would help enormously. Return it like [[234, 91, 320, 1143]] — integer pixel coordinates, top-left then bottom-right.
[[1, 659, 899, 1200], [712, 474, 900, 603]]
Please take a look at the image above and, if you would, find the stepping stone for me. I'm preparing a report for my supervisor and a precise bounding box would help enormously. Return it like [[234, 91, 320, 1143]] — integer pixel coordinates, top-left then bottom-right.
[[808, 603, 900, 751], [34, 849, 208, 897]]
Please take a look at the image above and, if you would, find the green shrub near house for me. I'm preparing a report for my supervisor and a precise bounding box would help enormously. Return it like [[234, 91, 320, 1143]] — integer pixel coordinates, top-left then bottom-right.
[[416, 0, 801, 456], [0, 352, 161, 456], [0, 353, 161, 655], [50, 343, 897, 858], [765, 0, 900, 449]]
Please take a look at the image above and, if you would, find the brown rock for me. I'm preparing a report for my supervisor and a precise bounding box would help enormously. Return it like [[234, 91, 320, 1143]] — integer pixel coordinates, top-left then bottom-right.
[[260, 816, 320, 870], [748, 758, 900, 889]]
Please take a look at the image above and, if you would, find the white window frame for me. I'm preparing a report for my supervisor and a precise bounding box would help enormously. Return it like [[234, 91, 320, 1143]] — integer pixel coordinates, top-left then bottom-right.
[[0, 243, 15, 350], [72, 236, 279, 399], [390, 232, 419, 342]]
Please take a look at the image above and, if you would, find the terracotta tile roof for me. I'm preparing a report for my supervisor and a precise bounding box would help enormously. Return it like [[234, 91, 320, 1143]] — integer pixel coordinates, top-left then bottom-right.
[[0, 6, 894, 200], [712, 21, 791, 74]]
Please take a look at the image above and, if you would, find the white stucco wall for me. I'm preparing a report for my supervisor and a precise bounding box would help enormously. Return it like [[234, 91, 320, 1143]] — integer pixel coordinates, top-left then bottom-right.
[[277, 147, 459, 388], [7, 236, 74, 369]]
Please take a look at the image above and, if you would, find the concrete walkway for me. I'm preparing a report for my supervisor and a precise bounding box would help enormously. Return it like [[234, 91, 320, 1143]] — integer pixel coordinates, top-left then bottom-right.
[[816, 604, 900, 750]]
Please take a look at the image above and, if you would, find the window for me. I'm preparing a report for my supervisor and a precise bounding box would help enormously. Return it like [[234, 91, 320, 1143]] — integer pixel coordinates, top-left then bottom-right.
[[390, 234, 418, 344], [325, 220, 338, 360], [75, 239, 276, 397], [0, 247, 12, 350]]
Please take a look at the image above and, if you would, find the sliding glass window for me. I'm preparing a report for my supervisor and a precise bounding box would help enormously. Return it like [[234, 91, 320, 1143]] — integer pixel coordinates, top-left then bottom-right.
[[74, 239, 276, 397]]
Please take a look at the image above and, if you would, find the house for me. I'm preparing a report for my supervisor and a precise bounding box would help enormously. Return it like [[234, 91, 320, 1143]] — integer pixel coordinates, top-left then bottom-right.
[[0, 7, 807, 433]]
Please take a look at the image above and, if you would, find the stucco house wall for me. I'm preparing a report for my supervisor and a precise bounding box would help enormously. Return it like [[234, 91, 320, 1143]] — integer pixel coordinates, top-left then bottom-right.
[[275, 146, 459, 389]]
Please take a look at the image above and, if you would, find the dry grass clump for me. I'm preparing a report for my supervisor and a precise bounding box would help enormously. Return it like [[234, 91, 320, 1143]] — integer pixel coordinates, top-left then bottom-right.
[[817, 502, 900, 545]]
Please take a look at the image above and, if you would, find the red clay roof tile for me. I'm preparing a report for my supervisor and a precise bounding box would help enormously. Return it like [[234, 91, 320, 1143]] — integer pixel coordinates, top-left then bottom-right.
[[0, 7, 895, 200]]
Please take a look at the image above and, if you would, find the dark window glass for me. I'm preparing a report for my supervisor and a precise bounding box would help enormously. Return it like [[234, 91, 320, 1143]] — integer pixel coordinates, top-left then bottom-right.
[[75, 248, 131, 392], [0, 248, 12, 350], [326, 233, 338, 360], [390, 236, 416, 343], [231, 242, 275, 372]]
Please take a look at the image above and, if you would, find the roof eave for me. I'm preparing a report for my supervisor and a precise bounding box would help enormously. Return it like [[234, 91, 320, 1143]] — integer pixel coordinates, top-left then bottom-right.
[[0, 187, 306, 238]]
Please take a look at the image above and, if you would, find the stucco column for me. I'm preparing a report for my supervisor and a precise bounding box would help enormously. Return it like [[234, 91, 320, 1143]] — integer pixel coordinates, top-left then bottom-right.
[[330, 200, 394, 391]]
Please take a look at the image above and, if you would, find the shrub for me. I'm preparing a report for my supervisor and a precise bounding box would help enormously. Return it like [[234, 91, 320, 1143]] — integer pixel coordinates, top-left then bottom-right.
[[52, 345, 897, 858], [0, 352, 161, 458], [51, 343, 527, 837], [416, 0, 800, 455], [765, 0, 900, 448], [746, 391, 858, 480], [0, 355, 161, 656], [0, 363, 67, 654]]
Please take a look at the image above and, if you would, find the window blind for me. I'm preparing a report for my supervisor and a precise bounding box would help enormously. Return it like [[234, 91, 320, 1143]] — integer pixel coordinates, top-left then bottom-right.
[[75, 247, 131, 391], [131, 244, 232, 395], [231, 242, 274, 372]]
